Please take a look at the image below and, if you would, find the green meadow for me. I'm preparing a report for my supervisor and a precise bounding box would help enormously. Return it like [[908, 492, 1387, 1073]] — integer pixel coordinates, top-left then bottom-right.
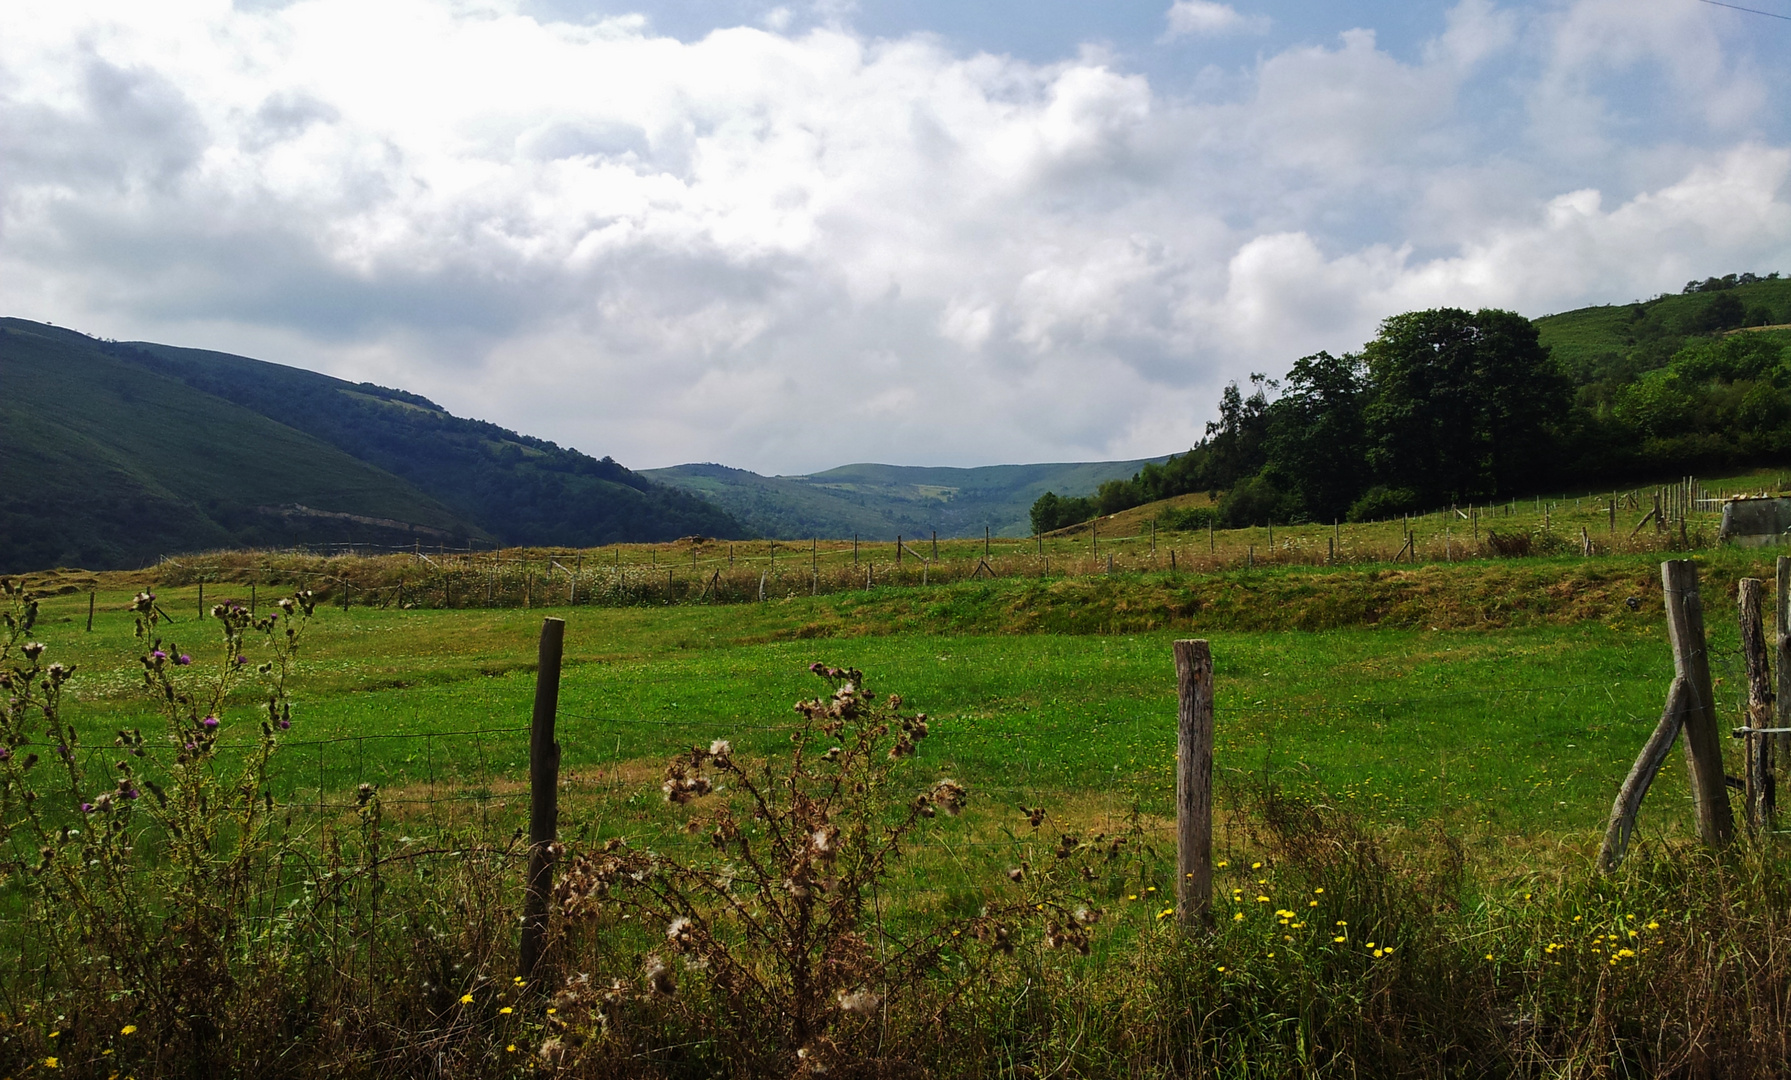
[[28, 557, 1729, 867]]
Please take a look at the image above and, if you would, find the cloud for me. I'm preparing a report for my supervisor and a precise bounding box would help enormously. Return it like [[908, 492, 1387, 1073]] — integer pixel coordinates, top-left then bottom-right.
[[1, 0, 1788, 473], [1162, 1, 1269, 40]]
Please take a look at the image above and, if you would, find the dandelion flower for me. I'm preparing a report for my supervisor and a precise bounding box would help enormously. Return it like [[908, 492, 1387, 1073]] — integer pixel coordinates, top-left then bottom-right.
[[1484, 953, 1494, 961], [507, 1045, 517, 1053], [460, 993, 474, 1004], [1334, 935, 1347, 943], [1234, 912, 1245, 922], [1251, 862, 1262, 869], [499, 1007, 513, 1015], [121, 1025, 137, 1035], [1157, 908, 1174, 920], [1314, 888, 1324, 894], [44, 1057, 58, 1068]]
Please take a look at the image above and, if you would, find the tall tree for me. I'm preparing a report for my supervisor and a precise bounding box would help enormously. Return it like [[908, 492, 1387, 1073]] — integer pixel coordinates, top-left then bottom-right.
[[1361, 309, 1569, 505], [1263, 351, 1367, 522]]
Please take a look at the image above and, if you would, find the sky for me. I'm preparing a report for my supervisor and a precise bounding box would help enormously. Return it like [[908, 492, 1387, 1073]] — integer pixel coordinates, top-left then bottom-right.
[[4, 0, 1790, 474]]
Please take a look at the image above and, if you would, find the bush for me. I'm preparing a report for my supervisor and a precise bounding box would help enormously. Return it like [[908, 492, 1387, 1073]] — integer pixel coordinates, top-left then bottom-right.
[[1346, 485, 1421, 522], [1156, 505, 1217, 532]]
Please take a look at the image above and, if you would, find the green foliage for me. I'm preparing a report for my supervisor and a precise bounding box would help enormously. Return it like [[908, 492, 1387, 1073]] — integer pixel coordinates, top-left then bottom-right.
[[1030, 490, 1099, 533], [1361, 308, 1571, 506], [1345, 485, 1420, 523], [1154, 504, 1216, 531]]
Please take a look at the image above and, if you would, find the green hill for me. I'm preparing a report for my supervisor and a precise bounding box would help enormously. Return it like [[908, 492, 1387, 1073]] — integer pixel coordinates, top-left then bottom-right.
[[92, 330, 745, 549], [1536, 272, 1791, 388], [643, 457, 1169, 539], [2, 317, 749, 572], [1, 320, 478, 572]]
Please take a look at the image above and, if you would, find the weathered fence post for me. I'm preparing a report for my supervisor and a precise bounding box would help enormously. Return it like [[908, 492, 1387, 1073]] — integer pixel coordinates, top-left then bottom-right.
[[1173, 639, 1213, 928], [198, 581, 204, 619], [1739, 578, 1776, 831], [520, 616, 565, 984], [87, 590, 94, 633], [1662, 560, 1735, 847], [1777, 556, 1791, 767], [1599, 677, 1690, 872]]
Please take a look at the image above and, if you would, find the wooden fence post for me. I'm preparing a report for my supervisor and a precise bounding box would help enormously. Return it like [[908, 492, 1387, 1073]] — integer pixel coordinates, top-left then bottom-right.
[[1174, 640, 1214, 928], [198, 581, 204, 619], [1776, 556, 1791, 767], [1599, 677, 1691, 872], [1662, 560, 1735, 847], [520, 616, 565, 984], [86, 590, 94, 633], [1739, 578, 1776, 831]]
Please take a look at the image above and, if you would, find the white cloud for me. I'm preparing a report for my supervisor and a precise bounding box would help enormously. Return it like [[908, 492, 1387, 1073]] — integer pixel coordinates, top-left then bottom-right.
[[0, 0, 1788, 474], [1162, 1, 1270, 40]]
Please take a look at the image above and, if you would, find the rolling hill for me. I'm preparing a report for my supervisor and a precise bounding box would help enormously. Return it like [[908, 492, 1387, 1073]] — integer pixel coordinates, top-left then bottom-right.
[[1, 320, 478, 571], [1, 318, 746, 572], [643, 457, 1170, 540]]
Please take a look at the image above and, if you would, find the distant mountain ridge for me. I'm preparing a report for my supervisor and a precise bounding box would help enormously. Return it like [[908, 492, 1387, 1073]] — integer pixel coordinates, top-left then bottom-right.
[[643, 457, 1171, 540], [0, 317, 744, 571]]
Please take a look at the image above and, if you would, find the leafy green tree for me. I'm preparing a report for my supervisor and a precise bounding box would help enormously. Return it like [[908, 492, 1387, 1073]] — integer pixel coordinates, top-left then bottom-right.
[[1262, 351, 1367, 522], [1361, 308, 1569, 506]]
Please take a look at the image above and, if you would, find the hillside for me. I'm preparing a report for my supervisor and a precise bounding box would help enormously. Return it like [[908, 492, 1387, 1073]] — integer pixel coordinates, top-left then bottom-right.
[[1535, 272, 1791, 386], [84, 327, 744, 548], [644, 457, 1169, 539], [0, 321, 478, 572]]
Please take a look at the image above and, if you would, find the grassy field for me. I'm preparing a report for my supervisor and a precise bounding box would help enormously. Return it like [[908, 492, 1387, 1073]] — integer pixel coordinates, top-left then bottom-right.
[[27, 549, 1767, 869], [16, 503, 1791, 1076]]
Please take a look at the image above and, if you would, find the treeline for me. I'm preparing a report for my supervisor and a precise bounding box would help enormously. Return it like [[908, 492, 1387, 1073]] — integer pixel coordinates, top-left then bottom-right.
[[1032, 279, 1791, 532]]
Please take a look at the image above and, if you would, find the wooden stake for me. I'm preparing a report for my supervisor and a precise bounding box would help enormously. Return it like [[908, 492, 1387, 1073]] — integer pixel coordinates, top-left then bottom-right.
[[1662, 559, 1735, 847], [1740, 578, 1776, 831], [1599, 681, 1690, 873], [520, 616, 564, 984], [198, 582, 204, 619], [1777, 556, 1791, 768], [86, 590, 94, 633], [1173, 639, 1214, 928]]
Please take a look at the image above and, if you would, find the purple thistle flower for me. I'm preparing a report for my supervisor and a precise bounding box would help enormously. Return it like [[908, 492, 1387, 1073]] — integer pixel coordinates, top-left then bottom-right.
[[201, 716, 219, 730], [125, 788, 140, 800], [80, 802, 94, 813], [150, 650, 167, 661], [0, 746, 9, 761], [236, 655, 248, 666], [175, 654, 191, 666], [277, 718, 291, 730], [184, 741, 197, 752]]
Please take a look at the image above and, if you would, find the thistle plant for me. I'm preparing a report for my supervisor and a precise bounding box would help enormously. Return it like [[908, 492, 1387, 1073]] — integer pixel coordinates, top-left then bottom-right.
[[548, 662, 1091, 1077], [0, 578, 316, 1072]]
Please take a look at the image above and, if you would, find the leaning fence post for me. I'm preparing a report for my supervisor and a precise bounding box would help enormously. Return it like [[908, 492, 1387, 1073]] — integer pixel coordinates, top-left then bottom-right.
[[1661, 560, 1734, 847], [1173, 639, 1213, 928], [1739, 578, 1776, 831], [1600, 677, 1690, 872], [520, 616, 565, 984]]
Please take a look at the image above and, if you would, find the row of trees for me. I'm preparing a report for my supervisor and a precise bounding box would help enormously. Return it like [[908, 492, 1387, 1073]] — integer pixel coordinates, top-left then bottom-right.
[[1033, 295, 1791, 532]]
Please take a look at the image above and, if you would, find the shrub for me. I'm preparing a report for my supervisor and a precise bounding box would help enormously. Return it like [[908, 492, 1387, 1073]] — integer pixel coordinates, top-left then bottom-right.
[[1156, 505, 1217, 532], [1347, 485, 1420, 522]]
